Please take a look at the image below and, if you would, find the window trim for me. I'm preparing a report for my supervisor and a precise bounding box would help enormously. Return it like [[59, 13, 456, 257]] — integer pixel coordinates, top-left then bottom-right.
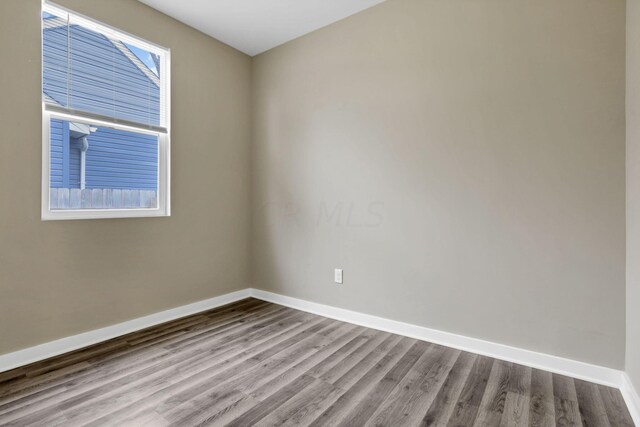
[[41, 1, 171, 221]]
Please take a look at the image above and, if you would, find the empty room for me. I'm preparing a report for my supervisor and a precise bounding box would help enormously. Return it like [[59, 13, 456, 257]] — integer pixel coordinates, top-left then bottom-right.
[[0, 0, 639, 425]]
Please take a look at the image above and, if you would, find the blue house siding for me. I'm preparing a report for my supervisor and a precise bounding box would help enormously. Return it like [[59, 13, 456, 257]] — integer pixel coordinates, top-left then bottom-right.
[[50, 122, 158, 190], [49, 119, 64, 188], [42, 26, 68, 110], [45, 16, 159, 192], [84, 128, 158, 190]]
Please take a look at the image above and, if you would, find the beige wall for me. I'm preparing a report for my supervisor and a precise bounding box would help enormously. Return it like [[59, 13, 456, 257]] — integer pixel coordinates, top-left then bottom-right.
[[252, 0, 626, 368], [628, 0, 640, 393], [0, 0, 251, 354]]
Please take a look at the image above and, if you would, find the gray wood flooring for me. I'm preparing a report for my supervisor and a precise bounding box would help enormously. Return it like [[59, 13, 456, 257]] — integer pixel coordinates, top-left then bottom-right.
[[0, 298, 634, 426]]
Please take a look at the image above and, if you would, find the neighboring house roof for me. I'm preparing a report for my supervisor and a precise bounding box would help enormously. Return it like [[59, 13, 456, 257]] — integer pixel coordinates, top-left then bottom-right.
[[111, 39, 160, 87], [43, 16, 160, 88]]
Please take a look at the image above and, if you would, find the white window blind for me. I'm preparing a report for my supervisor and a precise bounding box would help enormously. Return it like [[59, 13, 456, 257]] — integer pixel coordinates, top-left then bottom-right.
[[42, 2, 169, 132]]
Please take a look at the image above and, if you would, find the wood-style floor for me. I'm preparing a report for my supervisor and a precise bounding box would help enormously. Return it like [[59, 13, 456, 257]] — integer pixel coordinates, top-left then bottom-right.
[[0, 298, 634, 426]]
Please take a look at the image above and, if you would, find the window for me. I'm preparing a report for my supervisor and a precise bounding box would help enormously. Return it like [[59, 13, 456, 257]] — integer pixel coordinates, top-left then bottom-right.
[[41, 2, 170, 220]]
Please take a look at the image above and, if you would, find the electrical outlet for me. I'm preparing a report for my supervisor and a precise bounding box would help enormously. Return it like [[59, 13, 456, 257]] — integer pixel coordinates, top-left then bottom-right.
[[334, 269, 343, 284]]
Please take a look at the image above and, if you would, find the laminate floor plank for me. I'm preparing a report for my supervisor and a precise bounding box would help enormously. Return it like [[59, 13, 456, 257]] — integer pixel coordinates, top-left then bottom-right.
[[299, 327, 373, 380], [330, 334, 403, 391], [0, 300, 281, 405], [1, 308, 311, 425], [224, 375, 316, 427], [529, 369, 556, 427], [552, 374, 583, 427], [308, 336, 418, 427], [317, 330, 390, 384], [0, 299, 633, 427], [574, 379, 611, 427], [160, 389, 249, 426], [0, 306, 308, 423], [420, 351, 478, 427], [499, 364, 532, 427], [473, 360, 512, 426], [446, 354, 495, 426], [597, 384, 634, 427], [367, 346, 460, 427], [333, 340, 432, 426], [253, 377, 344, 427], [248, 324, 365, 402], [71, 315, 332, 426]]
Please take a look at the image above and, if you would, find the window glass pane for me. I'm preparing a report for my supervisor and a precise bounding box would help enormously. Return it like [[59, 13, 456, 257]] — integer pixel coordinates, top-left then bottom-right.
[[49, 118, 159, 210], [42, 11, 162, 127]]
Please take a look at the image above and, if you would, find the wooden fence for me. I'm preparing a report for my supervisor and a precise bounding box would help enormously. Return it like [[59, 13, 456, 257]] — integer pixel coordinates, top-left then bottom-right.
[[50, 188, 157, 209]]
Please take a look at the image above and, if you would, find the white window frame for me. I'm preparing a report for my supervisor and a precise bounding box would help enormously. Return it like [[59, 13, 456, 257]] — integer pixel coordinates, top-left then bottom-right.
[[41, 1, 171, 221]]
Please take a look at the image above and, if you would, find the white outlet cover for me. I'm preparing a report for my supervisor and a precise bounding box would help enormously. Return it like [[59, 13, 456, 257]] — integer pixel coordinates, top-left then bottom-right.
[[334, 269, 343, 284]]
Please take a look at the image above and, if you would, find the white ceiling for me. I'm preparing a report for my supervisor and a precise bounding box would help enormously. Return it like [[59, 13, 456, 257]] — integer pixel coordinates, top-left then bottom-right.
[[138, 0, 386, 56]]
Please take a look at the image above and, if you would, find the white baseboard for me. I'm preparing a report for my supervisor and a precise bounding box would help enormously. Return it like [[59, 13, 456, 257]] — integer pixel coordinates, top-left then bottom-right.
[[0, 288, 251, 374], [250, 289, 640, 424], [621, 373, 640, 426], [250, 289, 640, 423], [0, 286, 638, 425], [249, 289, 624, 388]]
